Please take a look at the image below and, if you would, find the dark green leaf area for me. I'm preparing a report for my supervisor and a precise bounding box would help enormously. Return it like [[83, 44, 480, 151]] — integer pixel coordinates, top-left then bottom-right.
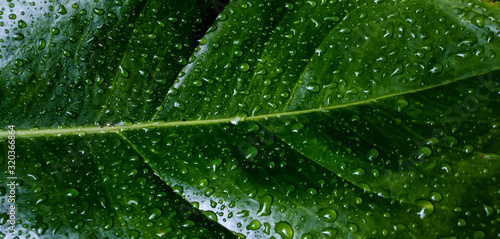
[[155, 0, 500, 122], [121, 117, 499, 239], [259, 74, 500, 238], [0, 0, 225, 128], [0, 135, 235, 238]]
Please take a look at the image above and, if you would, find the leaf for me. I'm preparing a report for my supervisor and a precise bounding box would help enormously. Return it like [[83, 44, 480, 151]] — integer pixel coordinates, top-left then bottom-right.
[[1, 0, 500, 238]]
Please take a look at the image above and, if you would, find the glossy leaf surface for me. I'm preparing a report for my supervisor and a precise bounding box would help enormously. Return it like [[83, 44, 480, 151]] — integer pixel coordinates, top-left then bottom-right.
[[1, 0, 500, 238]]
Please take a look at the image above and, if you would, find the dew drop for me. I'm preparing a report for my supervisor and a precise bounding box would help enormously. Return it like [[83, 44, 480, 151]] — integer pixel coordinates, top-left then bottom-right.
[[306, 83, 320, 93], [429, 63, 443, 74], [197, 178, 209, 189], [416, 200, 434, 219], [471, 16, 485, 28], [57, 4, 67, 14], [246, 220, 261, 230], [257, 194, 273, 216], [317, 208, 337, 222], [275, 222, 294, 239], [366, 148, 379, 161], [18, 20, 26, 28], [239, 63, 250, 72], [245, 146, 259, 159]]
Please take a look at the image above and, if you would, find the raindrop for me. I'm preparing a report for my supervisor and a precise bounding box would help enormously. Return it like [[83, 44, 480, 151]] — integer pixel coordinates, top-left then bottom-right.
[[396, 99, 409, 112], [366, 148, 379, 160], [416, 200, 434, 219], [317, 208, 337, 222], [275, 222, 294, 239], [57, 4, 67, 14], [239, 63, 250, 72], [306, 83, 320, 93], [198, 178, 209, 189], [471, 16, 485, 28], [257, 194, 273, 216], [18, 20, 26, 28], [429, 63, 443, 74], [430, 191, 442, 202], [234, 49, 243, 57], [246, 220, 261, 230]]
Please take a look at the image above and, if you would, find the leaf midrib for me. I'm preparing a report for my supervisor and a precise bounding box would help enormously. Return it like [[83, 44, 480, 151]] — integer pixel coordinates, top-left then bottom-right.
[[0, 73, 488, 138]]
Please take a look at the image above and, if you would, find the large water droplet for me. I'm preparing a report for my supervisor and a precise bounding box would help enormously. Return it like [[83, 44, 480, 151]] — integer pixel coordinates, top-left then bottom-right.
[[416, 200, 434, 219], [257, 194, 273, 216], [317, 208, 337, 222], [275, 222, 294, 239], [66, 188, 79, 198]]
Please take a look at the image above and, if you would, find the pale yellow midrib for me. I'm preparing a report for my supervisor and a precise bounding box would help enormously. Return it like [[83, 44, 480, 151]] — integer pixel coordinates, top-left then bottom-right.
[[0, 78, 467, 138]]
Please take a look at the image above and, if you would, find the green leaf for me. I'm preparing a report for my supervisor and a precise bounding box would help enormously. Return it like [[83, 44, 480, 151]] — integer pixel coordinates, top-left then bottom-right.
[[1, 0, 500, 238]]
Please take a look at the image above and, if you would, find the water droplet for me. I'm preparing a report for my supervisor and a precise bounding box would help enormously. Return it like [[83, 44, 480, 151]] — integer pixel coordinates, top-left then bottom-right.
[[429, 63, 443, 74], [302, 233, 313, 239], [118, 65, 129, 78], [474, 230, 486, 239], [464, 145, 474, 153], [306, 83, 320, 93], [430, 191, 442, 202], [66, 188, 79, 198], [94, 8, 105, 15], [325, 16, 340, 22], [483, 204, 494, 216], [234, 49, 243, 57], [317, 208, 337, 222], [366, 148, 379, 161], [14, 59, 23, 67], [181, 220, 195, 228], [198, 178, 209, 189], [455, 51, 472, 59], [416, 147, 432, 159], [209, 158, 223, 171], [391, 63, 404, 76], [291, 123, 304, 132], [36, 194, 48, 205], [147, 208, 162, 220], [416, 200, 434, 219], [339, 27, 351, 34], [348, 223, 359, 233], [74, 220, 84, 230], [457, 218, 467, 227], [472, 16, 485, 28], [443, 136, 458, 147], [257, 194, 273, 216], [13, 33, 24, 40], [275, 222, 294, 239], [18, 20, 26, 28], [246, 220, 261, 230], [396, 99, 409, 112], [57, 4, 67, 14], [193, 80, 203, 87], [239, 63, 250, 72], [352, 168, 365, 176], [174, 101, 186, 111], [245, 146, 259, 159]]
